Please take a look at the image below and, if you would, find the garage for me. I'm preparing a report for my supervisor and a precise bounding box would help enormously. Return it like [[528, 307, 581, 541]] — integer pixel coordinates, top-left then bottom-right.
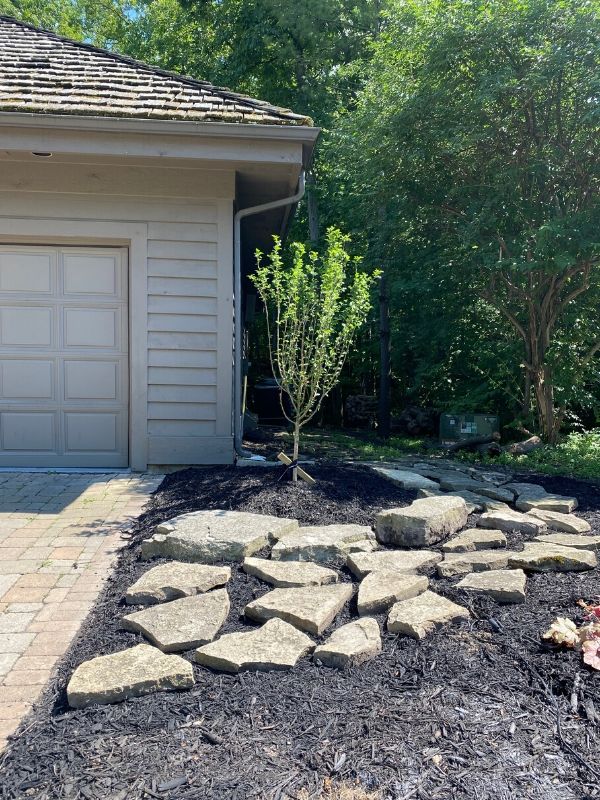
[[0, 16, 318, 470], [0, 245, 129, 468]]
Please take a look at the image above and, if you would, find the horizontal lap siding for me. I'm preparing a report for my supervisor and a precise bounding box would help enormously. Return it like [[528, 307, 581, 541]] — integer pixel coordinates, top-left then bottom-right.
[[0, 162, 235, 466], [147, 218, 225, 455]]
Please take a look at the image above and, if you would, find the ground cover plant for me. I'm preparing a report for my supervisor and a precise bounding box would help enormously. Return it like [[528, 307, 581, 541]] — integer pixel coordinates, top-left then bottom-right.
[[1, 465, 599, 800], [455, 431, 600, 481]]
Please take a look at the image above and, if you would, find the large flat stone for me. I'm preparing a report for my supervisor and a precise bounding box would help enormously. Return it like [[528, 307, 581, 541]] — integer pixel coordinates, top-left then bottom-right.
[[125, 562, 231, 605], [457, 569, 526, 604], [526, 509, 591, 534], [244, 583, 353, 635], [194, 618, 315, 672], [195, 618, 314, 673], [387, 590, 470, 639], [534, 533, 600, 550], [67, 644, 194, 708], [357, 571, 428, 615], [478, 509, 547, 536], [270, 524, 376, 563], [508, 543, 597, 572], [508, 483, 578, 514], [347, 549, 442, 579], [437, 549, 512, 578], [141, 510, 298, 563], [469, 469, 513, 485], [375, 496, 468, 547], [313, 618, 381, 668], [121, 589, 230, 652], [373, 467, 439, 491], [442, 528, 506, 553], [242, 557, 338, 587], [418, 488, 509, 514], [438, 477, 515, 503]]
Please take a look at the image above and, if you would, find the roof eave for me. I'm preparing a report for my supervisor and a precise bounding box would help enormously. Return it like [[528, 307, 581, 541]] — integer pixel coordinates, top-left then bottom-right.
[[0, 110, 320, 146]]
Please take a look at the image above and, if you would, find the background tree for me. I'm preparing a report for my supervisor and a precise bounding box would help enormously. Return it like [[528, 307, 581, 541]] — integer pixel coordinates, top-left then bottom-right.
[[251, 229, 377, 480], [329, 0, 600, 442]]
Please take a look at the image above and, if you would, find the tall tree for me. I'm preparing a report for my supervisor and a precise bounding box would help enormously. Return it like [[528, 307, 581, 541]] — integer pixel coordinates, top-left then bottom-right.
[[331, 0, 600, 442]]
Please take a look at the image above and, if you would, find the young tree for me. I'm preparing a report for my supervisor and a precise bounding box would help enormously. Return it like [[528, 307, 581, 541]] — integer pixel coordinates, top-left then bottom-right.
[[251, 228, 378, 481], [331, 0, 600, 442]]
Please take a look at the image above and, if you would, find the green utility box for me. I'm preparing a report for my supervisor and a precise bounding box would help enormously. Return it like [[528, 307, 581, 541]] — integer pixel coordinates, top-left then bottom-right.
[[439, 413, 500, 445]]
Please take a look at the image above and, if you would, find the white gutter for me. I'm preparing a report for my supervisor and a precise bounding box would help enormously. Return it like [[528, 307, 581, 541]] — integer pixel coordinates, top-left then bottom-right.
[[233, 172, 306, 457]]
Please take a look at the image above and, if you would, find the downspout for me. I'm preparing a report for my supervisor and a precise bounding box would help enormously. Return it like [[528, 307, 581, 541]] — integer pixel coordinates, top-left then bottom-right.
[[233, 171, 306, 457]]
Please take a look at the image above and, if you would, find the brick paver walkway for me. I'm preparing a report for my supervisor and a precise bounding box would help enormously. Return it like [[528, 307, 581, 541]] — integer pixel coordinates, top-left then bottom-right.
[[0, 471, 163, 750]]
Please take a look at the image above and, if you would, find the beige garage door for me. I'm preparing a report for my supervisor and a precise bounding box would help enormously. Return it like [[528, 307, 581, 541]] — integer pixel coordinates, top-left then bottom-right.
[[0, 245, 129, 468]]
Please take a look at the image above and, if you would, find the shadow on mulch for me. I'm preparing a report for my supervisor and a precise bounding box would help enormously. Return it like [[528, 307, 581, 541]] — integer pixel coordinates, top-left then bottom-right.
[[1, 465, 599, 800]]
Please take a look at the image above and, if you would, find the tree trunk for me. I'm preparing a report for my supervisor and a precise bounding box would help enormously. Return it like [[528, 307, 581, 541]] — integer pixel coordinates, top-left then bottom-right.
[[292, 418, 300, 482], [532, 367, 563, 445], [378, 273, 391, 439], [306, 171, 320, 244]]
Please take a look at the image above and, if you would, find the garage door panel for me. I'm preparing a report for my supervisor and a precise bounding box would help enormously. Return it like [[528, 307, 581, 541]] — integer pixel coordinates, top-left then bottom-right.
[[1, 411, 57, 451], [63, 252, 121, 296], [0, 250, 54, 294], [64, 360, 119, 401], [0, 245, 128, 468], [64, 412, 119, 452], [63, 307, 120, 349], [1, 360, 54, 399], [1, 307, 53, 347]]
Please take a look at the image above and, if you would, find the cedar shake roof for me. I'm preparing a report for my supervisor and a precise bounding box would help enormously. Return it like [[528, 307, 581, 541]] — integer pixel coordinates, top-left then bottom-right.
[[0, 16, 311, 126]]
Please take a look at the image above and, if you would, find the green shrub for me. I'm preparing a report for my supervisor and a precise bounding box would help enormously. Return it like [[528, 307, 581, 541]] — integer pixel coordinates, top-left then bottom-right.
[[456, 431, 600, 480]]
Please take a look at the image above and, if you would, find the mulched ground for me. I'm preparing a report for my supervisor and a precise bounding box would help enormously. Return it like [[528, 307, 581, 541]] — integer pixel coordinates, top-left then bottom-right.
[[1, 465, 599, 800]]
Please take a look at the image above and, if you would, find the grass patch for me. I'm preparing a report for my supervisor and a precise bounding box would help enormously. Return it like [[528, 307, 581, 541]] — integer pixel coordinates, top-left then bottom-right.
[[455, 430, 600, 480], [280, 427, 431, 461]]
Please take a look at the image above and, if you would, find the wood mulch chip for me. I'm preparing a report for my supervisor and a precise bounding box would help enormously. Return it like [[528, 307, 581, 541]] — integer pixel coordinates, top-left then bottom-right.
[[0, 465, 599, 800]]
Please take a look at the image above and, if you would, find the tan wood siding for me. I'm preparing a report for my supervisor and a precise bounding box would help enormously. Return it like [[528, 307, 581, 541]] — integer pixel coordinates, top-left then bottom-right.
[[0, 160, 235, 466]]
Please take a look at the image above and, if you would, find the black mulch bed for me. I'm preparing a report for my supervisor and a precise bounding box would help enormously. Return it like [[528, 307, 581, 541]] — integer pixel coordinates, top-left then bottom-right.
[[1, 465, 600, 800]]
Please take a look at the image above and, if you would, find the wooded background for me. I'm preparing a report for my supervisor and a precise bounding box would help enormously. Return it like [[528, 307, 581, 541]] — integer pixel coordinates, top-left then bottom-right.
[[4, 0, 599, 442]]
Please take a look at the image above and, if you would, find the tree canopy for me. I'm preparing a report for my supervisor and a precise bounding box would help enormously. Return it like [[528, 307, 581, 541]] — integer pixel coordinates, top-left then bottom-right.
[[4, 0, 600, 441]]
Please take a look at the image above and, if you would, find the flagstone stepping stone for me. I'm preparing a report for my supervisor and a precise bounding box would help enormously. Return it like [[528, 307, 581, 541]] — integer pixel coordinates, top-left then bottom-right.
[[418, 488, 510, 514], [140, 510, 298, 563], [357, 571, 428, 615], [121, 589, 230, 652], [411, 464, 469, 482], [526, 508, 591, 534], [270, 524, 376, 563], [508, 543, 597, 572], [375, 496, 468, 548], [313, 618, 382, 668], [242, 557, 338, 587], [507, 483, 578, 514], [469, 470, 513, 485], [244, 583, 353, 635], [477, 509, 547, 536], [442, 528, 507, 553], [437, 549, 513, 578], [347, 549, 442, 579], [67, 644, 194, 708], [535, 532, 600, 550], [456, 569, 527, 604], [373, 467, 439, 491], [387, 590, 470, 639], [195, 618, 314, 673], [125, 562, 231, 605], [438, 477, 515, 504], [418, 487, 478, 513]]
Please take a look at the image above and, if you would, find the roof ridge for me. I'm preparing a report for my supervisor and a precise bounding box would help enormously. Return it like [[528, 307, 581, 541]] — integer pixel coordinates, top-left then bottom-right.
[[0, 14, 311, 125]]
